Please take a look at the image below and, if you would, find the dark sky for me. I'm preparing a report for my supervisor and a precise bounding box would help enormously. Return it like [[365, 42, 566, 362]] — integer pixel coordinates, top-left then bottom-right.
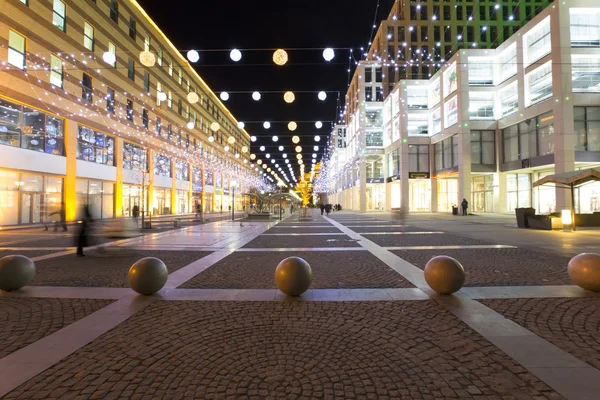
[[137, 0, 393, 182]]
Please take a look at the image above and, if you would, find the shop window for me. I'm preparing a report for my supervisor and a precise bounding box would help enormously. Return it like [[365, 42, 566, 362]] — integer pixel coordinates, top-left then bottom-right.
[[50, 54, 63, 89], [175, 160, 189, 181], [123, 141, 147, 171], [154, 154, 171, 177], [444, 96, 458, 128], [507, 173, 532, 210], [574, 106, 600, 151], [8, 30, 26, 70], [497, 44, 517, 84], [77, 126, 114, 165], [407, 114, 429, 136], [469, 92, 494, 119], [571, 55, 600, 93], [500, 82, 518, 118], [407, 86, 428, 109], [524, 17, 551, 66], [470, 131, 495, 165], [525, 61, 552, 107], [84, 22, 94, 51], [468, 57, 493, 85], [82, 73, 93, 102], [387, 150, 399, 177], [570, 10, 600, 47], [52, 0, 66, 32]]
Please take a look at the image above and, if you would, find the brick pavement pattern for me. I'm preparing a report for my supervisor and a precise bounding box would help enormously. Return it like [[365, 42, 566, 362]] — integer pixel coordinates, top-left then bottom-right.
[[30, 250, 212, 288], [481, 297, 600, 369], [392, 248, 571, 286], [0, 250, 63, 258], [180, 251, 414, 289], [5, 300, 562, 400], [7, 235, 115, 248], [266, 227, 343, 234], [242, 234, 361, 248], [0, 297, 113, 359], [364, 233, 490, 247], [348, 226, 431, 233]]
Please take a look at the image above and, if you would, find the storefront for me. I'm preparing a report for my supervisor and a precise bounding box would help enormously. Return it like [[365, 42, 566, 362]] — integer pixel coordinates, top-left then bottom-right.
[[175, 190, 188, 214], [76, 179, 114, 220], [437, 178, 458, 212], [0, 170, 63, 226], [366, 178, 385, 210], [388, 178, 401, 209], [471, 175, 494, 213], [507, 173, 532, 211], [409, 174, 431, 212], [153, 188, 171, 215], [122, 184, 148, 217]]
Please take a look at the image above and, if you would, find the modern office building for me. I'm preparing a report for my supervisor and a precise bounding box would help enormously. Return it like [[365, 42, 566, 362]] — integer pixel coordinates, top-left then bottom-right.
[[325, 1, 600, 215], [0, 0, 255, 226]]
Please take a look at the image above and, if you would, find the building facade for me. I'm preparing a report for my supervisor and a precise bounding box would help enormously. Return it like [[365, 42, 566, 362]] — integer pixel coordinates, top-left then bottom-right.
[[0, 0, 255, 226], [326, 1, 600, 215]]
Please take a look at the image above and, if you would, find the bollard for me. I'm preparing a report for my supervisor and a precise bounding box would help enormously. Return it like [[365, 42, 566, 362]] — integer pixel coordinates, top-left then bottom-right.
[[424, 255, 465, 295], [274, 257, 312, 297], [0, 255, 36, 292], [568, 253, 600, 292], [128, 257, 168, 295]]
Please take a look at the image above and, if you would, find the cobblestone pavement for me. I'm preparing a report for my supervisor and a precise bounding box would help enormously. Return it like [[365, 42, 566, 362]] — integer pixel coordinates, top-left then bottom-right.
[[242, 234, 361, 248], [265, 226, 343, 234], [0, 250, 64, 258], [6, 235, 116, 248], [0, 297, 113, 359], [391, 248, 571, 286], [30, 250, 212, 287], [481, 297, 600, 369], [180, 251, 414, 289], [4, 301, 561, 400], [364, 233, 491, 247], [349, 226, 431, 233]]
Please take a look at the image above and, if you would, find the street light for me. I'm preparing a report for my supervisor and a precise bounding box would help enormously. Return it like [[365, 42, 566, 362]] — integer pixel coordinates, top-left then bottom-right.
[[277, 180, 285, 220], [231, 180, 237, 221]]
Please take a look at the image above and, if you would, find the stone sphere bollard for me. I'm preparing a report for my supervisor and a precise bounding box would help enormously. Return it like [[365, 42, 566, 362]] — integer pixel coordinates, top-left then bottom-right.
[[274, 257, 312, 297], [424, 256, 465, 295], [0, 255, 36, 292], [568, 253, 600, 292], [128, 257, 168, 295]]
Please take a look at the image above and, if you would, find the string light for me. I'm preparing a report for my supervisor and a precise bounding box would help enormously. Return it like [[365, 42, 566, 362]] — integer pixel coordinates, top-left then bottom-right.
[[284, 91, 295, 103], [315, 121, 323, 129], [187, 92, 199, 104], [273, 49, 288, 66], [323, 48, 335, 61], [318, 91, 327, 101], [252, 91, 261, 101], [230, 49, 242, 62], [288, 122, 297, 131], [210, 122, 220, 131], [139, 51, 156, 67], [292, 136, 300, 144], [263, 121, 271, 129], [187, 50, 200, 63], [220, 92, 229, 101], [272, 136, 279, 142], [314, 136, 321, 142]]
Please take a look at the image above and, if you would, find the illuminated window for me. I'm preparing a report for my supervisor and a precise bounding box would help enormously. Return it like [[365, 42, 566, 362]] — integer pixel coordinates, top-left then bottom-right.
[[156, 82, 162, 106], [84, 22, 94, 51], [523, 16, 551, 66], [497, 44, 517, 84], [8, 30, 26, 70], [144, 35, 150, 51], [157, 47, 162, 66], [500, 82, 518, 117], [168, 59, 173, 76], [52, 0, 66, 32], [50, 54, 63, 88], [570, 10, 600, 47], [525, 61, 552, 107], [107, 42, 116, 67], [168, 91, 172, 108]]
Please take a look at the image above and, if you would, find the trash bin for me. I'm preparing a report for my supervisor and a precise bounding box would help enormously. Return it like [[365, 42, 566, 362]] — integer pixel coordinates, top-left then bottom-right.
[[515, 207, 536, 228], [452, 206, 459, 216]]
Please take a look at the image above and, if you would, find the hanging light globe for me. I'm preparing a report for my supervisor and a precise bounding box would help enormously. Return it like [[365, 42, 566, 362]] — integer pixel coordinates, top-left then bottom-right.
[[208, 136, 215, 142], [139, 51, 156, 67], [158, 92, 167, 102], [315, 121, 323, 129], [313, 146, 319, 151], [292, 136, 300, 144], [220, 92, 229, 101], [314, 136, 321, 142], [103, 51, 116, 65], [266, 154, 271, 159], [296, 154, 302, 160], [235, 153, 240, 158], [283, 154, 288, 158], [250, 153, 256, 160], [323, 48, 335, 61], [260, 145, 266, 151], [186, 121, 194, 129], [237, 121, 245, 129], [252, 91, 261, 101], [288, 122, 297, 131], [257, 159, 263, 165], [263, 121, 271, 129], [230, 49, 242, 62], [187, 92, 199, 104], [224, 145, 230, 152], [228, 136, 235, 144], [210, 122, 220, 132], [242, 146, 248, 153], [295, 146, 302, 153], [273, 49, 288, 66], [250, 135, 257, 142], [272, 136, 279, 142], [298, 160, 303, 165], [318, 91, 327, 101], [278, 146, 284, 151], [284, 91, 295, 103], [187, 50, 200, 63]]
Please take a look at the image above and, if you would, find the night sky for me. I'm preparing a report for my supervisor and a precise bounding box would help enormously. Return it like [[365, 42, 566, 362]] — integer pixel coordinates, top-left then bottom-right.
[[137, 0, 393, 182]]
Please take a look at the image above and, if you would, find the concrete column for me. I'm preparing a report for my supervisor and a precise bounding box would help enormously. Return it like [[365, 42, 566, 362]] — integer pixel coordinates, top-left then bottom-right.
[[114, 137, 124, 217], [359, 158, 367, 212], [399, 142, 410, 213], [171, 159, 177, 214], [188, 163, 193, 213], [430, 145, 438, 212], [147, 149, 155, 215], [551, 5, 575, 210], [64, 118, 77, 221], [201, 166, 206, 212], [457, 56, 472, 209]]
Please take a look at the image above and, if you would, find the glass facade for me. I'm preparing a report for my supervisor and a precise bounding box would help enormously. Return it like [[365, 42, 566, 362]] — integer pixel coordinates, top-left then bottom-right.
[[408, 145, 429, 172], [471, 175, 494, 213], [434, 135, 458, 171], [507, 173, 532, 211], [154, 154, 171, 177], [571, 55, 600, 93], [77, 126, 115, 166], [525, 61, 552, 107], [469, 92, 495, 119], [123, 142, 147, 171], [503, 112, 554, 162], [471, 131, 495, 165], [76, 179, 114, 220], [574, 106, 600, 151]]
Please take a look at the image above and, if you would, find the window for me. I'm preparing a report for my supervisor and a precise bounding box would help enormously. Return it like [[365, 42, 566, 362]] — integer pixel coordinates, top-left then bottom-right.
[[107, 42, 116, 67], [176, 160, 189, 181], [408, 145, 430, 172], [525, 61, 552, 106], [571, 55, 600, 93], [503, 112, 554, 162], [168, 59, 173, 76], [434, 136, 456, 171], [178, 69, 183, 85], [570, 10, 600, 47], [444, 96, 458, 127], [123, 142, 147, 171], [156, 117, 162, 135], [143, 71, 150, 92], [126, 99, 133, 121], [50, 55, 63, 88], [507, 173, 532, 210], [574, 107, 600, 151], [106, 87, 115, 113], [157, 48, 163, 66], [142, 108, 148, 129], [144, 35, 151, 51], [77, 126, 114, 165], [375, 67, 383, 82], [168, 92, 172, 108], [156, 82, 162, 106], [129, 17, 136, 40], [407, 86, 428, 109], [468, 57, 493, 85], [469, 92, 494, 119], [127, 58, 135, 81], [375, 87, 383, 101], [365, 67, 372, 82], [19, 0, 28, 5], [524, 17, 551, 66], [84, 22, 94, 51], [177, 99, 182, 115], [109, 0, 118, 23], [154, 154, 171, 177], [8, 30, 26, 70], [167, 124, 172, 140], [500, 82, 518, 117], [82, 73, 93, 102], [407, 114, 429, 136], [0, 98, 65, 155], [497, 44, 517, 84], [52, 0, 66, 32], [470, 131, 495, 165]]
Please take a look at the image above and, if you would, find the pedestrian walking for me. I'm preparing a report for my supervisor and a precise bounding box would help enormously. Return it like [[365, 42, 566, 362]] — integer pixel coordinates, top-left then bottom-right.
[[132, 204, 139, 220], [319, 203, 325, 215], [48, 202, 68, 232], [461, 198, 469, 216], [325, 204, 332, 216], [76, 204, 92, 257]]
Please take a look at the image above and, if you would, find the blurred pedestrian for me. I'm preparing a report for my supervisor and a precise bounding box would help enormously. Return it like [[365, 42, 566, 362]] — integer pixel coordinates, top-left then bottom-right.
[[325, 204, 332, 216], [76, 204, 92, 257], [319, 203, 325, 215], [48, 202, 68, 232], [132, 204, 139, 220]]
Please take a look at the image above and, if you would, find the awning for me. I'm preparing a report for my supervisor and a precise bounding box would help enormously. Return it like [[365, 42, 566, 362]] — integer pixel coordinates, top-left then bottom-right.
[[532, 168, 600, 188]]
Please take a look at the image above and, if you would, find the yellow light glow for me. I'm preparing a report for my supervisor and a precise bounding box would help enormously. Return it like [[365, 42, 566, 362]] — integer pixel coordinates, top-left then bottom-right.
[[284, 91, 295, 103], [562, 209, 572, 225], [242, 146, 248, 153], [257, 159, 263, 165], [295, 146, 302, 153], [273, 49, 288, 66], [139, 50, 156, 67], [187, 92, 199, 104], [250, 153, 256, 159], [296, 154, 302, 160], [210, 122, 220, 132], [228, 136, 235, 144], [288, 122, 297, 131], [292, 136, 300, 144]]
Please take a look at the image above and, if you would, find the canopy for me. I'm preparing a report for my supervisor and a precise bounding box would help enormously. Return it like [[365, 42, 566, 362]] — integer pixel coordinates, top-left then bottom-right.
[[533, 168, 600, 188]]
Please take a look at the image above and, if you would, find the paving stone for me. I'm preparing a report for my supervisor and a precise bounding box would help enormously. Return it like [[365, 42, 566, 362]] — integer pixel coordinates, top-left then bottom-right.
[[4, 301, 561, 399], [30, 250, 213, 288], [481, 297, 600, 369], [242, 235, 361, 248], [266, 227, 343, 234], [391, 248, 570, 286], [0, 250, 63, 258], [0, 297, 113, 358], [364, 234, 490, 247]]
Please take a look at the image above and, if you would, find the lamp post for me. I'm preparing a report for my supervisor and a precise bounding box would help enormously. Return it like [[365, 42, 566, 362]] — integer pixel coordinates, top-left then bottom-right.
[[277, 180, 285, 220], [231, 180, 237, 221]]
